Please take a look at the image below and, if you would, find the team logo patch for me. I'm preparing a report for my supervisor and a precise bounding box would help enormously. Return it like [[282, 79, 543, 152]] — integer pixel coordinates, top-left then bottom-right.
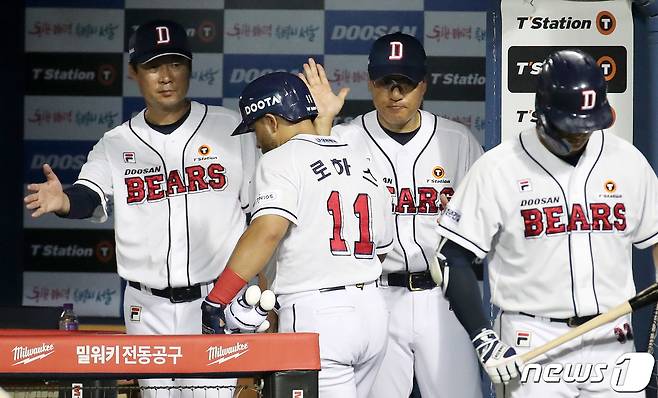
[[432, 166, 445, 179], [518, 179, 532, 192], [292, 390, 304, 398], [198, 145, 211, 156], [604, 180, 616, 193], [123, 152, 136, 163], [516, 330, 531, 347], [130, 305, 141, 322]]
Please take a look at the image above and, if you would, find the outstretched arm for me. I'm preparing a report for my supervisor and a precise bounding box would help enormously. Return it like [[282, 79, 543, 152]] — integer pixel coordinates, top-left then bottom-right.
[[24, 164, 70, 217], [298, 58, 350, 136]]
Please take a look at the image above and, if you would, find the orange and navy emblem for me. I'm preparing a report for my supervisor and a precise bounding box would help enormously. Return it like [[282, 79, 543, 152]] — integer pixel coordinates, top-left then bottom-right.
[[432, 166, 445, 179], [198, 145, 211, 156], [604, 180, 616, 193]]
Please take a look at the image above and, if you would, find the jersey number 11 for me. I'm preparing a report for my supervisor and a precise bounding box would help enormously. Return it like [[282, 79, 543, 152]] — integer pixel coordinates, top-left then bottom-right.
[[326, 191, 374, 259]]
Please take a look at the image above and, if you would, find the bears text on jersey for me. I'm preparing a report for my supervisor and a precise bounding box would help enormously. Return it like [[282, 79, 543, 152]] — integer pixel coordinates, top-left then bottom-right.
[[387, 186, 455, 214], [124, 163, 226, 204], [521, 202, 626, 237]]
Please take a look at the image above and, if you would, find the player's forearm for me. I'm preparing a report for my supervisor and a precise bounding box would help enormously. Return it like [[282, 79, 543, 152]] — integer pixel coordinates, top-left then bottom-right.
[[207, 215, 289, 304], [653, 244, 658, 271], [441, 239, 491, 338], [226, 217, 287, 281], [445, 265, 490, 338]]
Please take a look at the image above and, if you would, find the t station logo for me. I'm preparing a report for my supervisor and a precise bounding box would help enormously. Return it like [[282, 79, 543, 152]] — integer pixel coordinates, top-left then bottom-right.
[[515, 11, 616, 35], [26, 53, 122, 96], [508, 46, 627, 94]]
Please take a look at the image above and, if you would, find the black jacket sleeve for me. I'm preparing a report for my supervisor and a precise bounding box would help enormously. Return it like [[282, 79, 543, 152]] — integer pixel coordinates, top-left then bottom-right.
[[61, 184, 101, 219], [442, 239, 491, 338]]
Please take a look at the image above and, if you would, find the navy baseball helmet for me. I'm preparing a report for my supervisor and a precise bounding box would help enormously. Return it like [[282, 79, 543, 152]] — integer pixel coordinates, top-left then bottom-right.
[[535, 49, 613, 134], [232, 72, 318, 136]]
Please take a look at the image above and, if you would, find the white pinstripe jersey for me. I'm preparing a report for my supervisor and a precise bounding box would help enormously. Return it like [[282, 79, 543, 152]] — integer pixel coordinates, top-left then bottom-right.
[[333, 110, 483, 274], [75, 101, 256, 289], [252, 134, 394, 294], [438, 128, 658, 318]]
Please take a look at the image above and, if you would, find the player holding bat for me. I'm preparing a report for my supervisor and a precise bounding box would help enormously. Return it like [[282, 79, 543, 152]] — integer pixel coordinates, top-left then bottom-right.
[[434, 49, 658, 397]]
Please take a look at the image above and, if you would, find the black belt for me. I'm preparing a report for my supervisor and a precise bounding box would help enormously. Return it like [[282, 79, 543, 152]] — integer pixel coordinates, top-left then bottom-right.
[[128, 281, 211, 303], [518, 311, 600, 328], [385, 271, 437, 291]]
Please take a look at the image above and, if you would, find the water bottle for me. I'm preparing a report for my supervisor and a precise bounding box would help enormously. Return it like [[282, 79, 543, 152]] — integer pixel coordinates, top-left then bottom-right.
[[58, 303, 79, 331]]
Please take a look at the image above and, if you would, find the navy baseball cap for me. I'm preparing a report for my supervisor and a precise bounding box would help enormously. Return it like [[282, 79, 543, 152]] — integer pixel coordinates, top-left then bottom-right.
[[368, 32, 427, 83], [129, 20, 192, 65], [232, 72, 318, 136]]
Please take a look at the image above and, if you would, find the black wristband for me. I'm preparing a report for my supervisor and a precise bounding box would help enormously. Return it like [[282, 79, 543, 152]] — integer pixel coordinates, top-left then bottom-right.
[[62, 184, 101, 219]]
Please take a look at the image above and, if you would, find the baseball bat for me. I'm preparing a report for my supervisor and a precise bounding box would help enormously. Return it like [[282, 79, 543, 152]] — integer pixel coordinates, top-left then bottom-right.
[[520, 282, 658, 363]]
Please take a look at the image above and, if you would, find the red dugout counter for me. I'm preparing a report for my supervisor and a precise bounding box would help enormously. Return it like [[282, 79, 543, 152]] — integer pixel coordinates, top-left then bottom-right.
[[0, 329, 320, 398]]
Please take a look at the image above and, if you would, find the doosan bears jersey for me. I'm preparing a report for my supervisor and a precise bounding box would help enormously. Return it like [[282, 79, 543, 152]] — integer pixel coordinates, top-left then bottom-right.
[[75, 101, 256, 289], [333, 109, 483, 274], [438, 128, 658, 318], [251, 134, 394, 294]]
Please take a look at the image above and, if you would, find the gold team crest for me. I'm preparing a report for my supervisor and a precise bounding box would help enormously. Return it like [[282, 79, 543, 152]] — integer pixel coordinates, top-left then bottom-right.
[[604, 180, 616, 193]]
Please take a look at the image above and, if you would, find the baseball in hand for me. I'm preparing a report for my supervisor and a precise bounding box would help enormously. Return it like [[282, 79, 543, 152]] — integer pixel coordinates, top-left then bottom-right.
[[259, 290, 276, 311], [244, 285, 262, 306]]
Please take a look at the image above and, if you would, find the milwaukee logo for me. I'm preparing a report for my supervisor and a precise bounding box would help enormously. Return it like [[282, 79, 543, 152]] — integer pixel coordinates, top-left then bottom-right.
[[207, 342, 249, 366], [12, 343, 55, 365]]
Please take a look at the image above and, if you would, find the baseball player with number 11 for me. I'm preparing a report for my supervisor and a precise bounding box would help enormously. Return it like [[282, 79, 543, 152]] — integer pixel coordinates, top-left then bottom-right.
[[202, 72, 395, 398], [435, 49, 658, 397]]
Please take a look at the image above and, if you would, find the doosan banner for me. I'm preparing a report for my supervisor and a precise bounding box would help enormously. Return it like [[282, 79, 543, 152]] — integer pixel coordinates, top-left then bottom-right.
[[500, 0, 633, 142]]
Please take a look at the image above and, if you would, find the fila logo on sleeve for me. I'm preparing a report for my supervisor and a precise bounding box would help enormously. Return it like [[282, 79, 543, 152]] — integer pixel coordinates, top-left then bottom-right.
[[156, 26, 170, 44]]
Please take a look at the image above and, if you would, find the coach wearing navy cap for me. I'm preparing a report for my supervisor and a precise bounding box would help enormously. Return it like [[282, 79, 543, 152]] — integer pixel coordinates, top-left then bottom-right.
[[25, 18, 250, 398], [128, 20, 192, 65], [300, 32, 484, 397]]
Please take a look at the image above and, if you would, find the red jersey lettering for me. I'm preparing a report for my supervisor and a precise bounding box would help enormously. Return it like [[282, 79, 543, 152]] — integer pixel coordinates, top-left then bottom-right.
[[396, 188, 417, 214], [207, 164, 227, 190], [166, 170, 187, 196], [521, 208, 544, 237], [590, 203, 612, 231], [567, 204, 591, 231], [417, 187, 439, 214], [145, 174, 165, 201], [186, 165, 209, 192], [613, 203, 626, 231], [544, 206, 566, 234], [126, 177, 146, 204]]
